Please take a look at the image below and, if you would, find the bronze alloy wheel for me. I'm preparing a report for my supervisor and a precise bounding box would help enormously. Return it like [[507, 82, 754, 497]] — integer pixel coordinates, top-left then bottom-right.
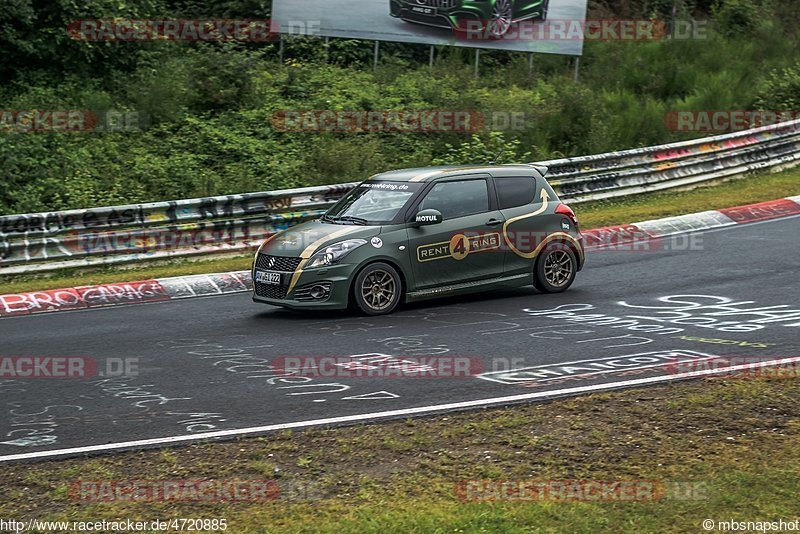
[[534, 244, 577, 293], [543, 249, 574, 288], [362, 269, 396, 310], [353, 262, 402, 315]]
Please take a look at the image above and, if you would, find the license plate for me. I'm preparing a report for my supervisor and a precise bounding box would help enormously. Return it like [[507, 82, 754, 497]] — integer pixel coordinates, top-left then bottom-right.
[[255, 270, 282, 285], [410, 6, 437, 15]]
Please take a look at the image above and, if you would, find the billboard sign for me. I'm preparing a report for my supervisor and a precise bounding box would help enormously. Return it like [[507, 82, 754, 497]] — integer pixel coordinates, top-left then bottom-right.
[[273, 0, 590, 56]]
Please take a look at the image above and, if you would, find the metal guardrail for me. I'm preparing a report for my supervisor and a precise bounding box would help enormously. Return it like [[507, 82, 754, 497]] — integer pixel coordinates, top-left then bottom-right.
[[2, 118, 799, 274]]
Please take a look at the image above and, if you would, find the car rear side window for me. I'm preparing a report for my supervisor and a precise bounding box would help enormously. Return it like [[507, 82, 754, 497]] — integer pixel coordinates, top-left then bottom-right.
[[495, 176, 537, 209], [418, 179, 489, 220]]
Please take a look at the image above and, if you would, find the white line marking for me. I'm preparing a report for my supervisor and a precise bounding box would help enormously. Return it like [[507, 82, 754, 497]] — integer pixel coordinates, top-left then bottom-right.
[[477, 352, 718, 384], [2, 356, 799, 463]]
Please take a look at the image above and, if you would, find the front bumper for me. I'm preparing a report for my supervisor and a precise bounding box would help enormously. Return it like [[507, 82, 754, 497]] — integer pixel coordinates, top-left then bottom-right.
[[252, 262, 355, 310], [390, 0, 487, 31]]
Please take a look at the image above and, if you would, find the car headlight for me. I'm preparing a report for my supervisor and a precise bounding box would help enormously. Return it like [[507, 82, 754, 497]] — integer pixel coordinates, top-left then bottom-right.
[[307, 239, 367, 268]]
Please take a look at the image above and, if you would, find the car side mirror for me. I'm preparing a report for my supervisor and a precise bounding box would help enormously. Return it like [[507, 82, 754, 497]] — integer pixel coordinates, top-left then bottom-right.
[[411, 209, 443, 227]]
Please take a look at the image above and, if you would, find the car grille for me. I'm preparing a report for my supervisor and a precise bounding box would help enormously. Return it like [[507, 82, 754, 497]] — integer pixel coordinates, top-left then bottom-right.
[[255, 254, 302, 272], [416, 0, 457, 8], [254, 282, 289, 300]]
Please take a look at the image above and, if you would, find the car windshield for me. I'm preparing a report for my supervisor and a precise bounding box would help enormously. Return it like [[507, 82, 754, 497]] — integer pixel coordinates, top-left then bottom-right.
[[324, 181, 421, 224]]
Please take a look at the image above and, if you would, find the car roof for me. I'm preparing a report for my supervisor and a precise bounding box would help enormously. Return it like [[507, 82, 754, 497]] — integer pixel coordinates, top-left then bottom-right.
[[366, 164, 548, 183]]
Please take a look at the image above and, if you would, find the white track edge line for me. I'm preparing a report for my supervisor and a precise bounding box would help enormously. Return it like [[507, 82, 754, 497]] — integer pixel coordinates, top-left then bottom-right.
[[2, 356, 799, 463]]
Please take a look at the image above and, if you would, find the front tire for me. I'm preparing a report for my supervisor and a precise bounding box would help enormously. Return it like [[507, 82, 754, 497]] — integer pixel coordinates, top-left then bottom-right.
[[533, 243, 577, 293], [352, 262, 403, 316], [486, 0, 514, 38]]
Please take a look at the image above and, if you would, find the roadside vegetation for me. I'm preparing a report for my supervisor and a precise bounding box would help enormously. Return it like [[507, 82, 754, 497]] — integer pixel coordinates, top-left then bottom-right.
[[2, 375, 799, 532], [2, 0, 800, 214]]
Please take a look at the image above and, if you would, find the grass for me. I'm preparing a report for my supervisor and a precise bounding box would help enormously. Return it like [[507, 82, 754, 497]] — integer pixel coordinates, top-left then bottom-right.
[[1, 168, 798, 295], [1, 376, 799, 532]]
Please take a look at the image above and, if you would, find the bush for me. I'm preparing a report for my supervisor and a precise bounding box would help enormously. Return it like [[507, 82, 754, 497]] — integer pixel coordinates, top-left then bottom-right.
[[711, 0, 762, 38], [754, 64, 800, 110]]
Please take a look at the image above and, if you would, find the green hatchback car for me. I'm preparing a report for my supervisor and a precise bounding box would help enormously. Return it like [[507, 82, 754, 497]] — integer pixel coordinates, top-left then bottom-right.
[[252, 165, 584, 316], [390, 0, 549, 38]]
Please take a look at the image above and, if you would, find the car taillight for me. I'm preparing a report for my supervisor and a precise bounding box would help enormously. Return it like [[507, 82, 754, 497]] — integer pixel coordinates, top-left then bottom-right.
[[555, 203, 579, 226]]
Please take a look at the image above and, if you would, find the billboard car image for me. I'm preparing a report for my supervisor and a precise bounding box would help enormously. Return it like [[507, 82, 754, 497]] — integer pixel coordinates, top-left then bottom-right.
[[390, 0, 549, 39], [273, 0, 587, 55]]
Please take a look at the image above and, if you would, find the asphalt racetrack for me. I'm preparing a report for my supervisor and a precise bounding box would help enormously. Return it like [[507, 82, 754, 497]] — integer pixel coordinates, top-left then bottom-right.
[[2, 215, 799, 462]]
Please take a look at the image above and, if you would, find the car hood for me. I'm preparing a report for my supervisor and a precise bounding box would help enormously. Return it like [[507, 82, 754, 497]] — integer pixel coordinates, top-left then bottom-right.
[[260, 220, 382, 258]]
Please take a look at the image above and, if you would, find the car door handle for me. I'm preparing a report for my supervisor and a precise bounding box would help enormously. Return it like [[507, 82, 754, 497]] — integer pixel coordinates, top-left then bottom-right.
[[485, 218, 503, 227]]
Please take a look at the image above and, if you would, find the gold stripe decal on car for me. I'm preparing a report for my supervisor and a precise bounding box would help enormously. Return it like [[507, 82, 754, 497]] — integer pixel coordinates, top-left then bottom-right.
[[409, 169, 443, 182], [502, 188, 552, 259], [525, 232, 584, 263], [409, 167, 497, 182], [286, 226, 363, 295]]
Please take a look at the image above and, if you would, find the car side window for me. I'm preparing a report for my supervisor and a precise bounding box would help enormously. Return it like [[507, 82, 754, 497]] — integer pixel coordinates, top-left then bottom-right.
[[418, 179, 489, 220], [495, 176, 537, 209]]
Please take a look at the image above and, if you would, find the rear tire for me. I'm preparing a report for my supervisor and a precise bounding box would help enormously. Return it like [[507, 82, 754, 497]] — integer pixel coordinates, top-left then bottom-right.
[[533, 243, 577, 293], [352, 262, 403, 316]]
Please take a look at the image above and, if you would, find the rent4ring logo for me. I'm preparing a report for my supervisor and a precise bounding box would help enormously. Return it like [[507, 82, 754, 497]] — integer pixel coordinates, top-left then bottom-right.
[[0, 357, 139, 379], [417, 233, 501, 262]]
